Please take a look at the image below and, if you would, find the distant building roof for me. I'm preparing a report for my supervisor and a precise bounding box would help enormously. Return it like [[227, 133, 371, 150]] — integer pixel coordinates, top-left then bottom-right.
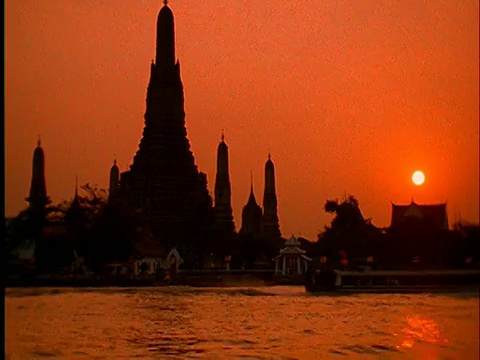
[[277, 235, 307, 256], [284, 235, 301, 247], [390, 201, 448, 230]]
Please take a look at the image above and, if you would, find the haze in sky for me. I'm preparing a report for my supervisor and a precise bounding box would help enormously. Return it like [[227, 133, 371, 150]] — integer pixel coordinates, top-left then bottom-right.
[[5, 0, 479, 240]]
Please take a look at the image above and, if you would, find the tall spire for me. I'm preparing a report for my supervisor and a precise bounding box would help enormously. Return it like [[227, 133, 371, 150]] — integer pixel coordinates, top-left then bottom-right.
[[250, 171, 254, 196], [26, 138, 50, 209], [109, 156, 120, 200], [75, 175, 78, 196], [213, 131, 235, 252], [240, 173, 262, 237], [71, 175, 80, 207], [119, 3, 211, 250], [248, 172, 258, 205], [262, 153, 281, 241], [215, 132, 230, 185]]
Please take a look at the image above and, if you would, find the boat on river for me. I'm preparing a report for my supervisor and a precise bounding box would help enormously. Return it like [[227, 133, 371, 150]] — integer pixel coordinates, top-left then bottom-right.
[[305, 268, 480, 294]]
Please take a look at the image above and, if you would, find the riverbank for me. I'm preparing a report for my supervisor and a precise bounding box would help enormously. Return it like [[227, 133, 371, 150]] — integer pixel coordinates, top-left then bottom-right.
[[7, 269, 479, 289]]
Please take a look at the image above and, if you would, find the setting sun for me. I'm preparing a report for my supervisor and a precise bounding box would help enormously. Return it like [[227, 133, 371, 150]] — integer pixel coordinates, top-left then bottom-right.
[[412, 171, 425, 186]]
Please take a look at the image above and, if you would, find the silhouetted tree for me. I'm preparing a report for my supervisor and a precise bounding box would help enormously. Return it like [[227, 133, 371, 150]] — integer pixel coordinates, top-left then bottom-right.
[[448, 222, 480, 268], [6, 201, 76, 274], [74, 183, 146, 266], [313, 196, 382, 265]]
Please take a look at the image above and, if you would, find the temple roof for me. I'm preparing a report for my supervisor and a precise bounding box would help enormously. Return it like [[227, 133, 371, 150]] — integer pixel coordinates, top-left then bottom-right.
[[279, 246, 306, 255], [391, 201, 448, 230], [284, 235, 301, 246]]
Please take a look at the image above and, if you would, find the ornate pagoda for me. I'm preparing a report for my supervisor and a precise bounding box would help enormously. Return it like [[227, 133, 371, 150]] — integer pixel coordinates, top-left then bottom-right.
[[119, 2, 212, 249]]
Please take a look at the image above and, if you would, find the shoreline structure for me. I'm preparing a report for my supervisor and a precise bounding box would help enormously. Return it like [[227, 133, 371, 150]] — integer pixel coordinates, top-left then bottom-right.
[[7, 269, 480, 290]]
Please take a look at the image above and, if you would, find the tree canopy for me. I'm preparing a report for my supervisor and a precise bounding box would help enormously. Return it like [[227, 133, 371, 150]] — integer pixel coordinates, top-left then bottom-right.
[[313, 196, 382, 263]]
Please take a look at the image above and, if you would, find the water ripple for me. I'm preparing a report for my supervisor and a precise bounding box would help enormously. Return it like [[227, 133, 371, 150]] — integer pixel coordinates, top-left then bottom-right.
[[6, 287, 480, 359]]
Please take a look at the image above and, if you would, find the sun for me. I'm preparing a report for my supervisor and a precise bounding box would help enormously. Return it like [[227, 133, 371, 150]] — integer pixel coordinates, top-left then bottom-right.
[[412, 171, 425, 186]]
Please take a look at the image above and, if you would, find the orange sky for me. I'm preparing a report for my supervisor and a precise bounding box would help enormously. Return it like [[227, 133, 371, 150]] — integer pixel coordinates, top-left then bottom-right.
[[6, 0, 479, 240]]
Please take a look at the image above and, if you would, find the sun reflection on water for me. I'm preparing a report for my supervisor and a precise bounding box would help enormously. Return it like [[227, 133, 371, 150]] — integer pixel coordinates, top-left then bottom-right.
[[396, 315, 448, 351]]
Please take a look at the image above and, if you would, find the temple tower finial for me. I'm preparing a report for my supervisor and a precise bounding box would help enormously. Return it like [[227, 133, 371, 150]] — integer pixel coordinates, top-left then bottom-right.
[[72, 175, 79, 204], [70, 175, 81, 208], [156, 0, 175, 67]]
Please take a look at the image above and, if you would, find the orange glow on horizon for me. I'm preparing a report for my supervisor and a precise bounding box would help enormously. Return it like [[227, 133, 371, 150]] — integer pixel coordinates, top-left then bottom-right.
[[5, 1, 479, 239]]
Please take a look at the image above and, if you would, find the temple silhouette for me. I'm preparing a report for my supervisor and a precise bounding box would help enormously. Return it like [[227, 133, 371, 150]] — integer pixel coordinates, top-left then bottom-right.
[[108, 158, 120, 202], [116, 3, 212, 249], [109, 3, 282, 258], [14, 3, 284, 265], [390, 201, 449, 230], [240, 176, 263, 238], [9, 2, 475, 277], [212, 133, 236, 258], [262, 153, 282, 242]]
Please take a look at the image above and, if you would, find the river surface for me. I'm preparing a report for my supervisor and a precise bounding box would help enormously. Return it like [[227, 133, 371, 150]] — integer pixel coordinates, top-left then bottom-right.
[[5, 286, 479, 359]]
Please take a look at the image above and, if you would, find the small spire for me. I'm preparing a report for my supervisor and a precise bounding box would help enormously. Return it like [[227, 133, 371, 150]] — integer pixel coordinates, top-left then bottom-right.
[[268, 150, 271, 160], [72, 175, 79, 205], [221, 129, 225, 142], [247, 171, 258, 205], [163, 0, 168, 5], [37, 135, 41, 147], [114, 154, 117, 166]]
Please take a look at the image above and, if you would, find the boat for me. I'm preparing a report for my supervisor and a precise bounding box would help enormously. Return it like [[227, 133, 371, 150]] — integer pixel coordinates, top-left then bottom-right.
[[305, 268, 480, 294]]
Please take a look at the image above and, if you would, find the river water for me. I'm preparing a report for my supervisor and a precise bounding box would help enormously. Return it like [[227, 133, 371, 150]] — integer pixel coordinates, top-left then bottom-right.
[[5, 286, 479, 359]]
